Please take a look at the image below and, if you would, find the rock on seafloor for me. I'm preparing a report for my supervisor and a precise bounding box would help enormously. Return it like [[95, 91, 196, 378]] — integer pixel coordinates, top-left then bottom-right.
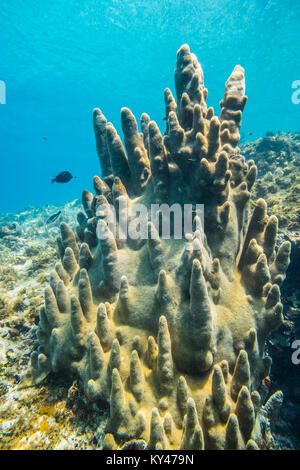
[[0, 201, 109, 449]]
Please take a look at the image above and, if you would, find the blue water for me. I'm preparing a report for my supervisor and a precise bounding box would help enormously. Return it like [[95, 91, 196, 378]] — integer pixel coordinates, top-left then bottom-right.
[[0, 0, 299, 212]]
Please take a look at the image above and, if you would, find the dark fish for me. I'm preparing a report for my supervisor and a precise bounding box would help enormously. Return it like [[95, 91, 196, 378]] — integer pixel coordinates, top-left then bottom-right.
[[51, 171, 74, 184], [248, 132, 253, 136], [43, 137, 47, 140], [46, 211, 61, 224]]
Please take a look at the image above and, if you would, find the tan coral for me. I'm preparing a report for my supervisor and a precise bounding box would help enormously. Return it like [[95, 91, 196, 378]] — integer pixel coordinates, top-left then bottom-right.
[[28, 45, 290, 450]]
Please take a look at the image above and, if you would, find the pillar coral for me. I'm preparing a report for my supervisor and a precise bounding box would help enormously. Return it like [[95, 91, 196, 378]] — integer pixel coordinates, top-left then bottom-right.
[[30, 45, 290, 450]]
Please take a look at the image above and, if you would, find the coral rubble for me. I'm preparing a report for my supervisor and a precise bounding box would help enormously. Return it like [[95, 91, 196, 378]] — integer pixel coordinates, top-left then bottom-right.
[[0, 222, 21, 239], [29, 45, 291, 450]]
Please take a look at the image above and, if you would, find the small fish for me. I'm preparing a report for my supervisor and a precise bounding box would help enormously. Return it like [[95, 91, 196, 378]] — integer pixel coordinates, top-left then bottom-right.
[[248, 132, 253, 136], [51, 171, 74, 184], [43, 137, 47, 141], [46, 211, 61, 224]]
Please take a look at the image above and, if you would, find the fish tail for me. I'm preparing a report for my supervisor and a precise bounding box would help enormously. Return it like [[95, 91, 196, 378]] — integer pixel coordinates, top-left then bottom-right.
[[51, 178, 55, 184]]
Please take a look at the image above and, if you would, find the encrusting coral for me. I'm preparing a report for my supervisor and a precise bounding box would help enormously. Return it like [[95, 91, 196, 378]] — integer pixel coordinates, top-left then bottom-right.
[[28, 45, 290, 450]]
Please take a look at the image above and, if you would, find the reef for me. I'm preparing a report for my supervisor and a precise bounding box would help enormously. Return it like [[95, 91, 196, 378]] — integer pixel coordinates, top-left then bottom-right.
[[242, 132, 300, 449], [0, 201, 103, 450], [27, 45, 291, 450], [0, 222, 22, 239], [242, 132, 300, 232]]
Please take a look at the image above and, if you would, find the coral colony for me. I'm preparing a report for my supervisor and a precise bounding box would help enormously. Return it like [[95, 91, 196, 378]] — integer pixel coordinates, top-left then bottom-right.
[[28, 45, 290, 450]]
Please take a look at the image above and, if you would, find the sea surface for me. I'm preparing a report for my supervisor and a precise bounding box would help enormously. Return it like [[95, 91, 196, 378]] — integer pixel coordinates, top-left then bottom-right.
[[0, 0, 300, 212]]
